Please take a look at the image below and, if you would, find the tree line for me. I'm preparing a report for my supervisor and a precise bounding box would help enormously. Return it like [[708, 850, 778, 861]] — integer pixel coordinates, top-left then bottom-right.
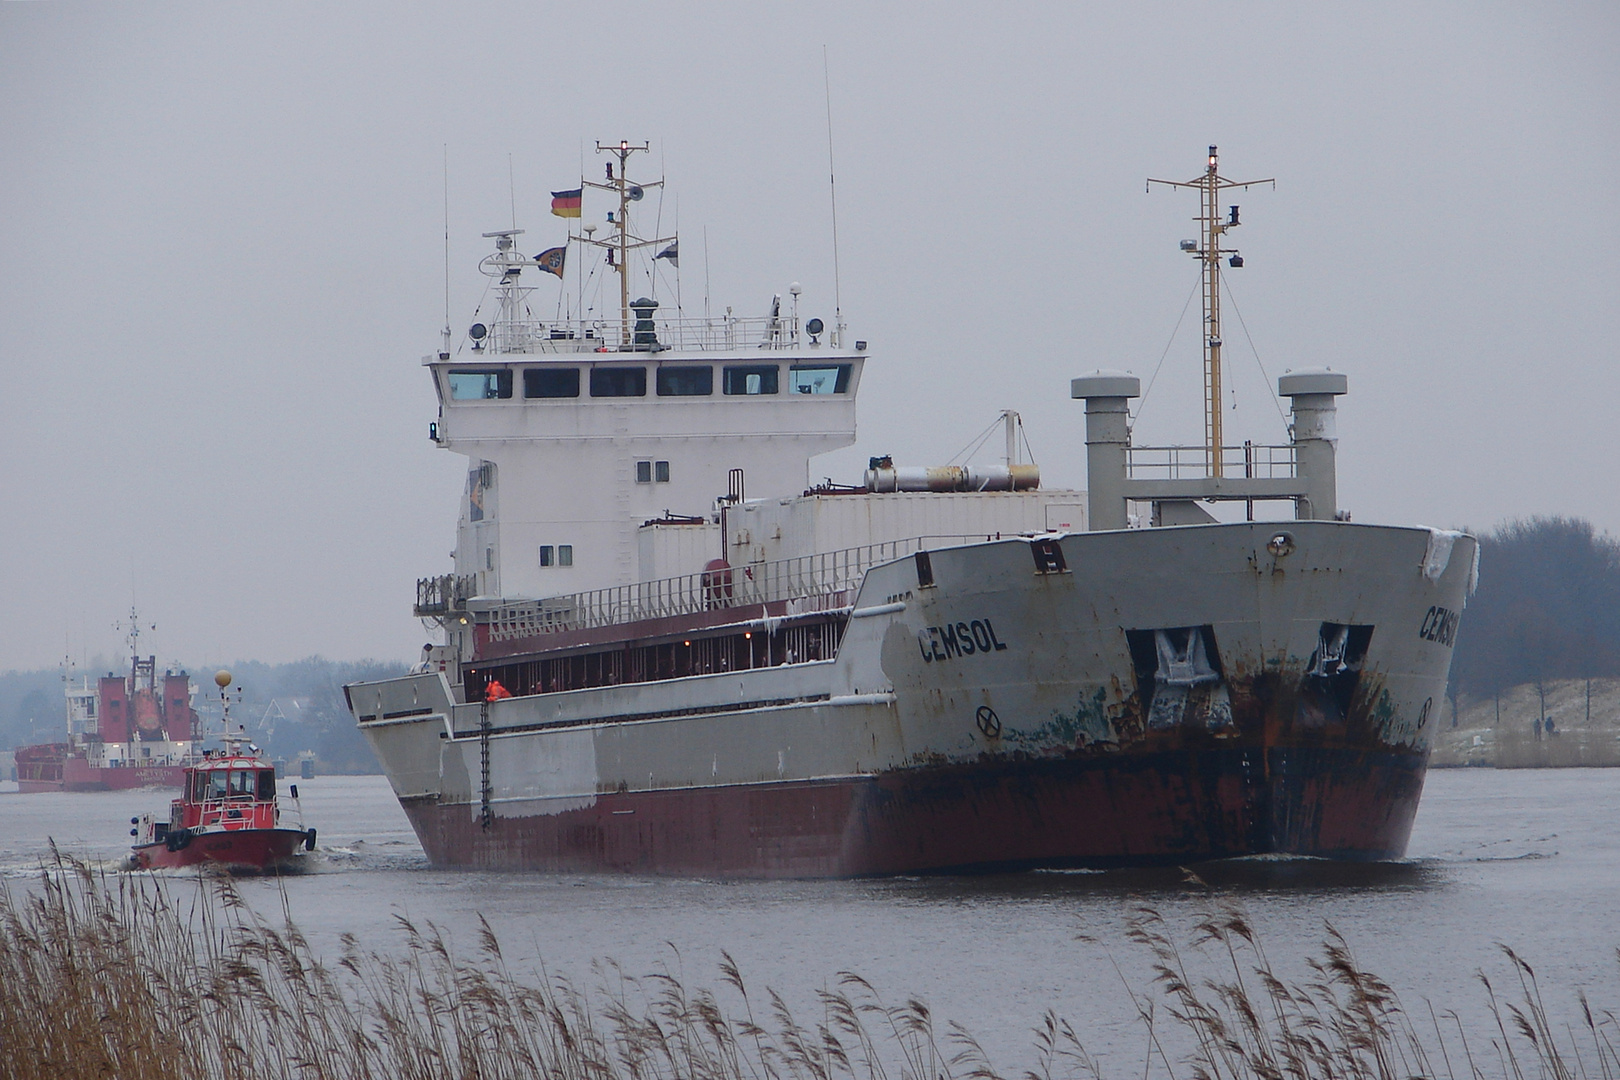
[[1448, 516, 1620, 698]]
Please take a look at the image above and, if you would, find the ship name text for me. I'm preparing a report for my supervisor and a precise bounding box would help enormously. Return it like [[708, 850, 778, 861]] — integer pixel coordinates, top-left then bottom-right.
[[919, 619, 1009, 662], [1418, 605, 1459, 647]]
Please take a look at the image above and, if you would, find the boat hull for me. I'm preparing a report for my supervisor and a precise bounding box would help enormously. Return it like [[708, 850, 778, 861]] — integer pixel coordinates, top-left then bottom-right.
[[18, 760, 186, 793], [396, 744, 1423, 876], [131, 827, 309, 872], [355, 521, 1475, 877]]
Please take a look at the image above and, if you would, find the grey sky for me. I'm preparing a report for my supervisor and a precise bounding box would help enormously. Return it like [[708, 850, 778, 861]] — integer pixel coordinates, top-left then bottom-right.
[[2, 2, 1615, 671]]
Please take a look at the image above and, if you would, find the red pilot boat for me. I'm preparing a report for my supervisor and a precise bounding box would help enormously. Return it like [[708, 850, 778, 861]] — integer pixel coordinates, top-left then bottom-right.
[[129, 670, 316, 872]]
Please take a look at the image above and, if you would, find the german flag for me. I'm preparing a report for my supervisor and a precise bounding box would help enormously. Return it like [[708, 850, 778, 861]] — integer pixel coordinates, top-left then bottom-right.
[[550, 188, 582, 218]]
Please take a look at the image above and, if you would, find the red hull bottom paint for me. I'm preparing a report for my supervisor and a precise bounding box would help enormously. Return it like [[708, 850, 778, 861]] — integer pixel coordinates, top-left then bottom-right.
[[131, 828, 308, 873], [399, 747, 1426, 878]]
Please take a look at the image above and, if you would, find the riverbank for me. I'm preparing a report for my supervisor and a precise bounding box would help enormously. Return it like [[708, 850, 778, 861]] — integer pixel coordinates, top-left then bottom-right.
[[1431, 677, 1620, 767]]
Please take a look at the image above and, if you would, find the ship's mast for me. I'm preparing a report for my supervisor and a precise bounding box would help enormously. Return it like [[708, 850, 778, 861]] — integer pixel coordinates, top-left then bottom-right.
[[1148, 147, 1273, 477], [580, 141, 674, 350]]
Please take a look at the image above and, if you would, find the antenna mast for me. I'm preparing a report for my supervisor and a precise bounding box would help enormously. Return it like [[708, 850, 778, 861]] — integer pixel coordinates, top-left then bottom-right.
[[823, 47, 844, 347], [1147, 146, 1273, 477], [442, 146, 452, 358], [581, 141, 673, 350]]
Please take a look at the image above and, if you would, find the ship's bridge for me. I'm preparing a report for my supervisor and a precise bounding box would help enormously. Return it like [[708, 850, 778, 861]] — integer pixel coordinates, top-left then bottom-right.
[[425, 316, 867, 606]]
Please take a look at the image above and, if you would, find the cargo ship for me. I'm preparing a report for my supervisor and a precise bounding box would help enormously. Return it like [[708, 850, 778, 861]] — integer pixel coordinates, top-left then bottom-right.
[[17, 614, 197, 792], [348, 144, 1477, 876]]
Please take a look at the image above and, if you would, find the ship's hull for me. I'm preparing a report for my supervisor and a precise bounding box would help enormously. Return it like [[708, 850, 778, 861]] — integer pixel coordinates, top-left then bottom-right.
[[395, 745, 1424, 876], [354, 521, 1475, 877], [17, 757, 186, 793], [131, 827, 309, 872]]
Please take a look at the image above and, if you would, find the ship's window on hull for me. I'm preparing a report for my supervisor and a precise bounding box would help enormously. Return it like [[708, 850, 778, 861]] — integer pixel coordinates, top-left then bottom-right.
[[1126, 626, 1231, 732], [1297, 623, 1375, 729], [461, 618, 848, 700], [539, 545, 553, 567], [590, 367, 647, 397], [787, 364, 851, 394], [559, 545, 573, 566], [656, 366, 713, 396], [723, 365, 779, 395], [449, 370, 514, 400], [524, 368, 580, 398]]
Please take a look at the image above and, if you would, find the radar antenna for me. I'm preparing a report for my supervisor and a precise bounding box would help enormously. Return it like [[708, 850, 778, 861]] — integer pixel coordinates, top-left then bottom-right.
[[1147, 147, 1273, 477]]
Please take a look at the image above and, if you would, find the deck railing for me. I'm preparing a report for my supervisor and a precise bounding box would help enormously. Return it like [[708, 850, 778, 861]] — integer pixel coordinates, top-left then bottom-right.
[[476, 314, 836, 355], [1126, 442, 1296, 480], [416, 535, 1000, 642]]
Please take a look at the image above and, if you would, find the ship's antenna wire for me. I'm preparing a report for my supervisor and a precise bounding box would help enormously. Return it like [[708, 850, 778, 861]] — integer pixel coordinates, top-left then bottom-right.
[[443, 146, 452, 357], [508, 153, 517, 232], [1131, 273, 1201, 430], [822, 46, 844, 347], [703, 226, 711, 323], [1220, 276, 1289, 428]]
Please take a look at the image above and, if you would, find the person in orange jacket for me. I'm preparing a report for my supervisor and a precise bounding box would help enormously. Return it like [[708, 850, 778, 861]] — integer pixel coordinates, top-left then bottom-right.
[[485, 679, 512, 702]]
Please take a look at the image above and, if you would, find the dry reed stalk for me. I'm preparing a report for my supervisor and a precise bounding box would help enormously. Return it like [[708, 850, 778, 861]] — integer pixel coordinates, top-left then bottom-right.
[[1, 856, 1615, 1080]]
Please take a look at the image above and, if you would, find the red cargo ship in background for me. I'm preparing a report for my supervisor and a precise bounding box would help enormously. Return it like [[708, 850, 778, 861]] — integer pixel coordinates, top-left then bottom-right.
[[17, 616, 197, 793], [130, 669, 315, 873]]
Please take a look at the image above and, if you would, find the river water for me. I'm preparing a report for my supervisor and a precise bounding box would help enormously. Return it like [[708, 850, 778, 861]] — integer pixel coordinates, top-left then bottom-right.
[[3, 767, 1616, 1071]]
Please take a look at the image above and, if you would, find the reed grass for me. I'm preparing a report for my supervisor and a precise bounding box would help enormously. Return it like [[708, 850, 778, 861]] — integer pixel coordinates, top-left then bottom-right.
[[1, 855, 1615, 1080]]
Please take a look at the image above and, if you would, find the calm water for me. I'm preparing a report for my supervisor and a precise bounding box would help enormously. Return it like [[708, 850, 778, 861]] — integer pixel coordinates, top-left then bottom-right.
[[3, 768, 1617, 1069]]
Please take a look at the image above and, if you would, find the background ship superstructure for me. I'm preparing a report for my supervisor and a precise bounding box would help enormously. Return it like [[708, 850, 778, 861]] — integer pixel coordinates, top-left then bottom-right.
[[16, 615, 197, 793], [349, 146, 1476, 876]]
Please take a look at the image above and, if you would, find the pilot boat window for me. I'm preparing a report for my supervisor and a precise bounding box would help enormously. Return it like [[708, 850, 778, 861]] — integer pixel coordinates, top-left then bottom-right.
[[257, 771, 276, 800], [448, 370, 514, 400], [724, 365, 779, 395], [656, 366, 713, 396], [787, 364, 851, 395], [524, 368, 580, 398], [590, 367, 647, 397]]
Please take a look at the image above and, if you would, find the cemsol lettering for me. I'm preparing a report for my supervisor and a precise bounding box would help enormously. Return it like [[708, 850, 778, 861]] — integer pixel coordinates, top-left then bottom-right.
[[1418, 605, 1459, 648], [918, 618, 1010, 663]]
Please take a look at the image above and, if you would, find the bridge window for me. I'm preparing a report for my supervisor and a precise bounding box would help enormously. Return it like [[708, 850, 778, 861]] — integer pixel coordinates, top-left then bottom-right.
[[448, 370, 513, 400], [723, 365, 779, 395], [590, 367, 647, 397], [656, 366, 713, 396], [787, 364, 851, 395], [524, 368, 580, 398]]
